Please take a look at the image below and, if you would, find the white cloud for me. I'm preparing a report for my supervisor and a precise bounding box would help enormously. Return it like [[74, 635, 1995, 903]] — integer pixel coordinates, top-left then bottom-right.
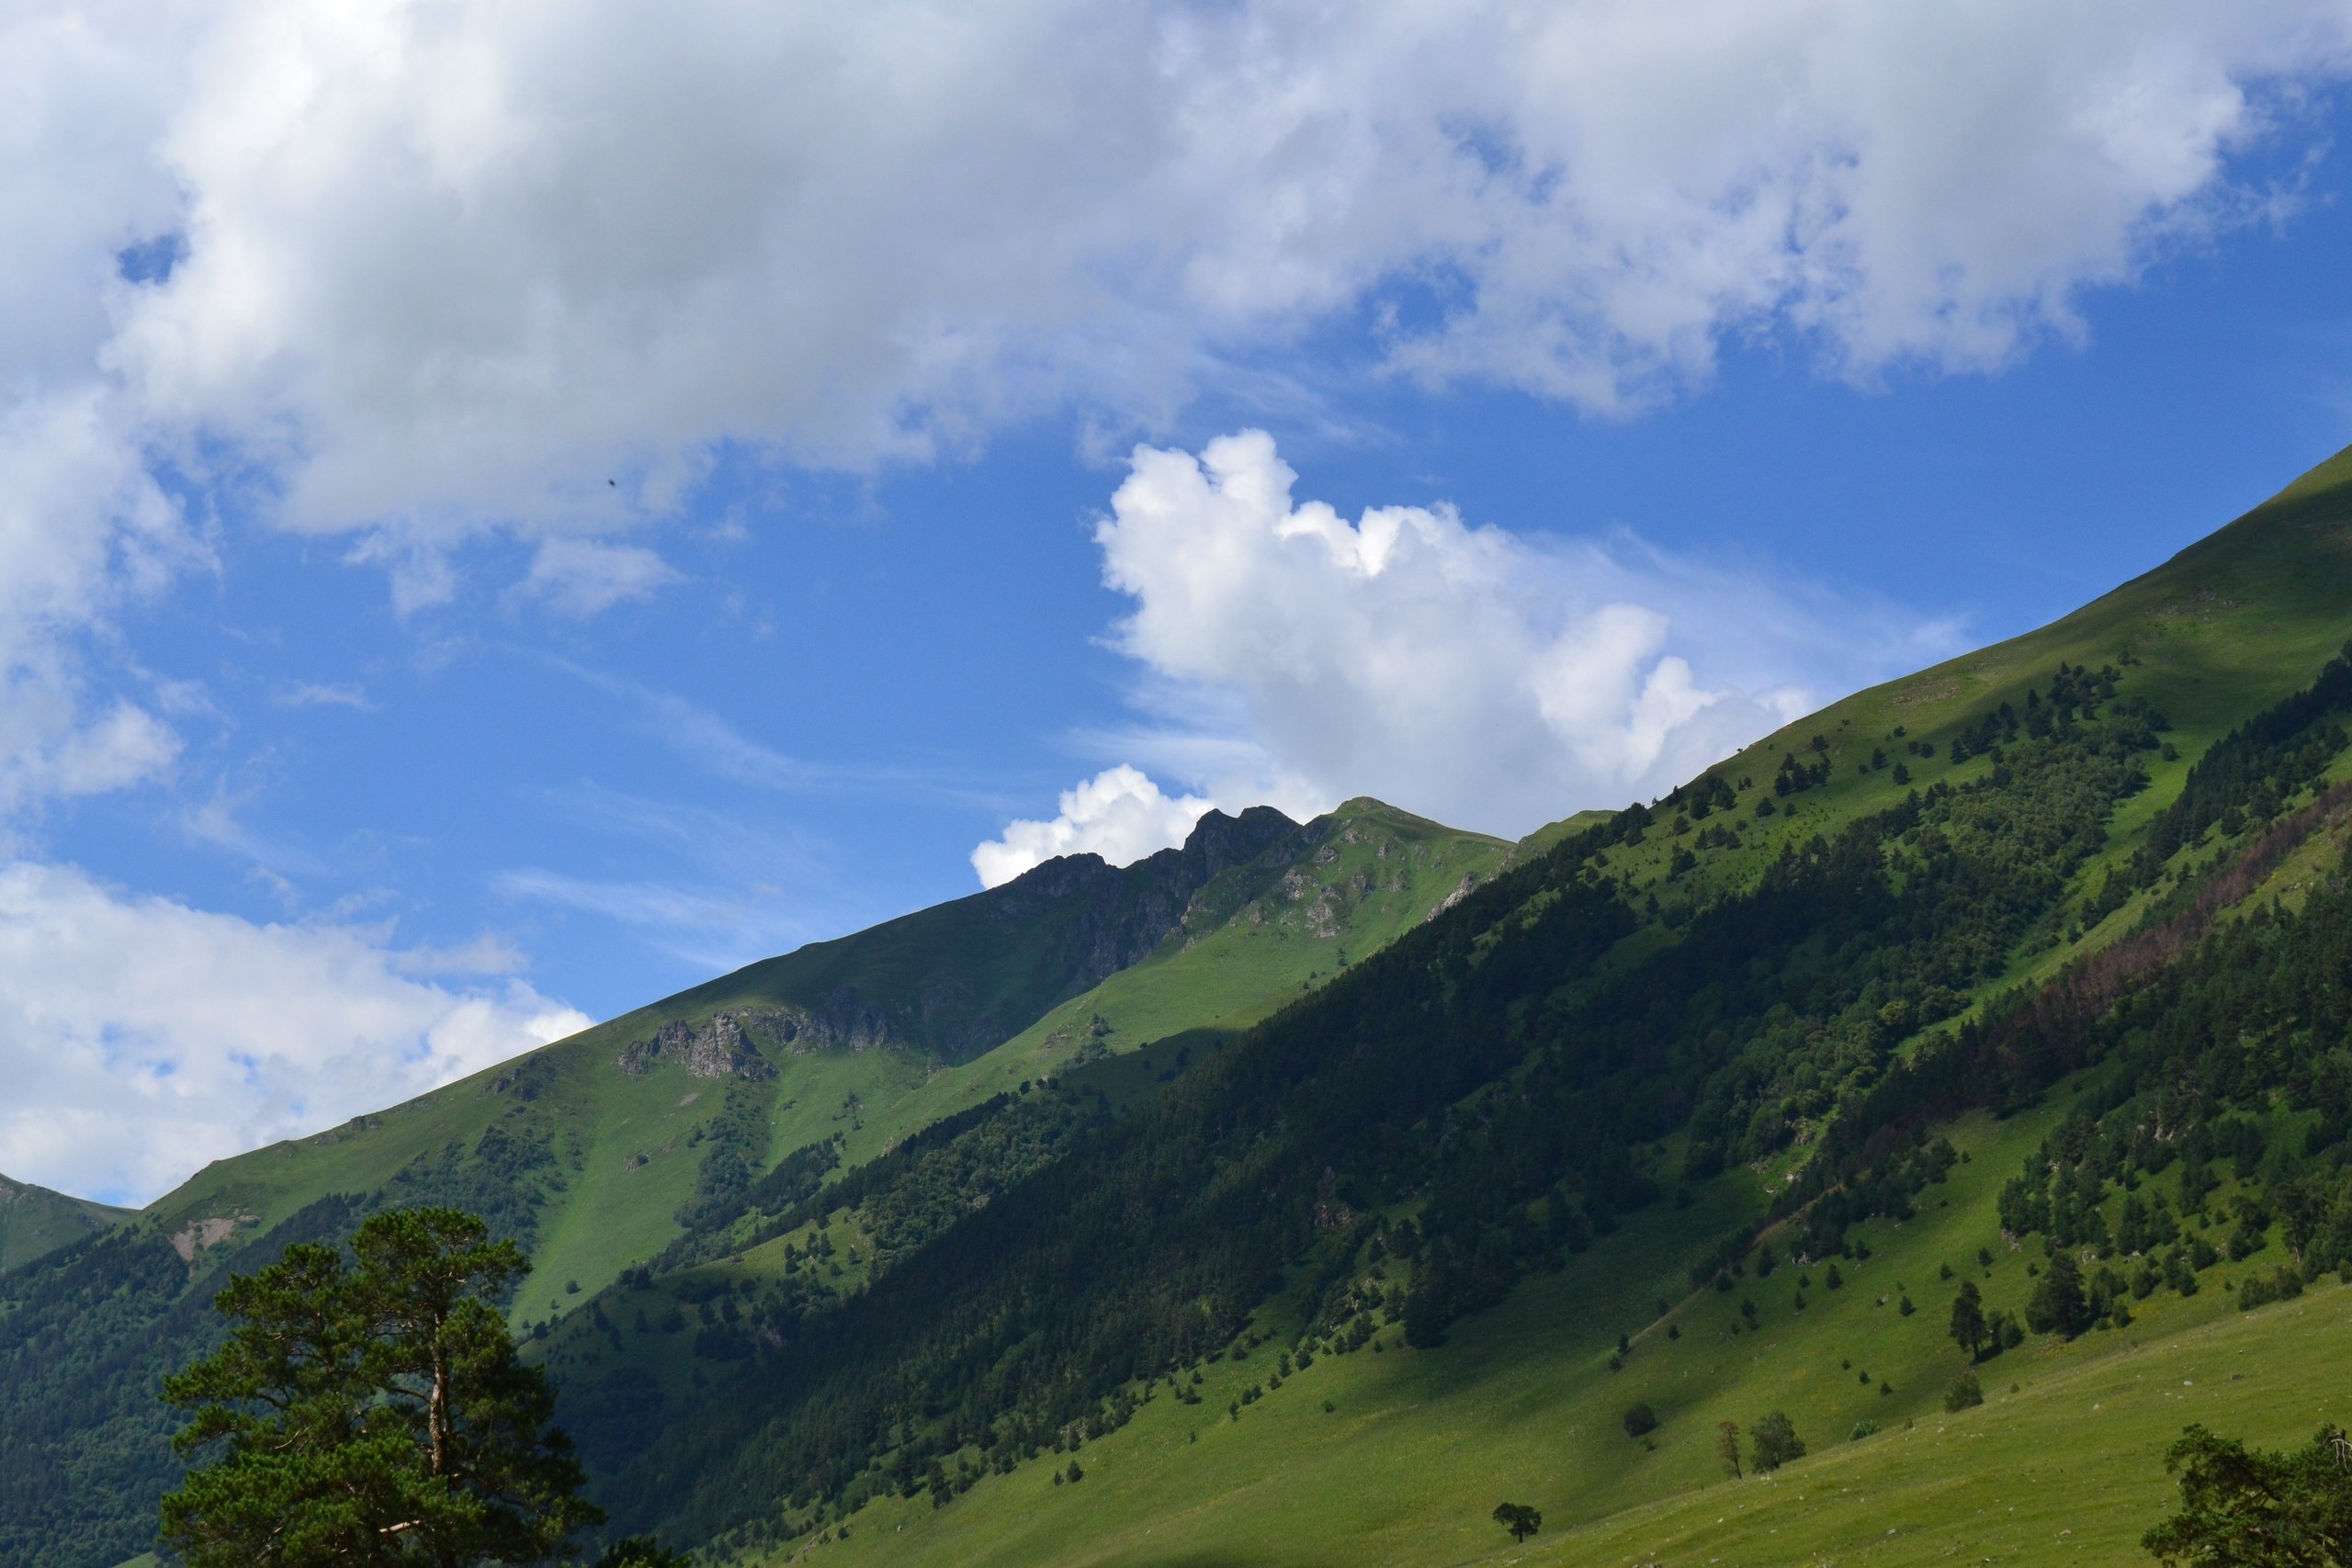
[[0, 0, 2333, 803], [510, 538, 683, 617], [0, 390, 194, 824], [273, 680, 374, 709], [5, 0, 2345, 548], [0, 862, 591, 1205], [1038, 430, 1958, 841], [971, 764, 1215, 886]]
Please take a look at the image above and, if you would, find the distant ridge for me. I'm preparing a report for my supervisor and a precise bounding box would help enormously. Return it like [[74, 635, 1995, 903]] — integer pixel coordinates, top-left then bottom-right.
[[0, 1173, 127, 1275]]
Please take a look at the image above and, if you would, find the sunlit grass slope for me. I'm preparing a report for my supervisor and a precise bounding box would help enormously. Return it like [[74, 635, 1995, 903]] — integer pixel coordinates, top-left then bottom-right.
[[124, 797, 1506, 1325], [795, 1085, 2339, 1568], [1627, 442, 2352, 914], [0, 1175, 126, 1275]]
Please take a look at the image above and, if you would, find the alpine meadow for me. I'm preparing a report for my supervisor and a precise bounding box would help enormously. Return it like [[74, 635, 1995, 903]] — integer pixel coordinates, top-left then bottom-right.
[[13, 443, 2352, 1563]]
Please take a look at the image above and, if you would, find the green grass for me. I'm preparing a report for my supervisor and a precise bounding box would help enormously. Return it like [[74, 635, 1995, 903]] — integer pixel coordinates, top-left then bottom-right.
[[579, 441, 2352, 1562], [787, 1083, 2327, 1568], [0, 1174, 129, 1275]]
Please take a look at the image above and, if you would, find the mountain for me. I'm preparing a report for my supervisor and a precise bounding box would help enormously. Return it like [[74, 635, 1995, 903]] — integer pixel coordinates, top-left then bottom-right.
[[10, 440, 2352, 1568], [581, 438, 2352, 1563], [0, 1177, 125, 1276], [0, 796, 1510, 1568]]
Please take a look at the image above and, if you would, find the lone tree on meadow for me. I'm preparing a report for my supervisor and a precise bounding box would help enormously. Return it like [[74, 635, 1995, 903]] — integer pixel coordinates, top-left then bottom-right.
[[1749, 1411, 1806, 1472], [1715, 1420, 1743, 1480], [160, 1206, 606, 1568], [1492, 1502, 1542, 1543], [1950, 1279, 1987, 1360]]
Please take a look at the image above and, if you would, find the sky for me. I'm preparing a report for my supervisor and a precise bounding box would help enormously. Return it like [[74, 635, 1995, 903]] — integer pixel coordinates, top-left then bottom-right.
[[7, 1, 2352, 1205]]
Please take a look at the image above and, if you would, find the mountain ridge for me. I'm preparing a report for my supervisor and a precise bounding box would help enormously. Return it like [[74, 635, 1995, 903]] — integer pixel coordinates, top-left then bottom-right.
[[0, 793, 1513, 1567], [0, 1175, 126, 1276], [10, 440, 2352, 1568]]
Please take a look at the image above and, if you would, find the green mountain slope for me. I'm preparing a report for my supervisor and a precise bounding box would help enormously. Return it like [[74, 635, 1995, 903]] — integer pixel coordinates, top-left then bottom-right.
[[562, 441, 2352, 1562], [0, 1176, 125, 1275], [0, 798, 1509, 1568], [806, 1079, 2352, 1568], [12, 441, 2352, 1568]]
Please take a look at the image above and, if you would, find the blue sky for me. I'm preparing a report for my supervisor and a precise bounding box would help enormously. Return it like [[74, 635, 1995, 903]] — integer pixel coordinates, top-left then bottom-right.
[[7, 1, 2352, 1202]]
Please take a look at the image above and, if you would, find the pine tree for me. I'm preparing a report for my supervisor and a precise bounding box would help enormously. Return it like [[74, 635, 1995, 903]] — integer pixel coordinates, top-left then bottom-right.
[[160, 1207, 601, 1568], [2144, 1424, 2352, 1565], [2027, 1250, 2094, 1337]]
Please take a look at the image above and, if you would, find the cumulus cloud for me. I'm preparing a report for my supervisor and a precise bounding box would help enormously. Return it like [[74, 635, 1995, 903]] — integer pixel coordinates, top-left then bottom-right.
[[970, 765, 1214, 886], [0, 862, 591, 1205], [0, 395, 194, 825], [6, 0, 2346, 545], [991, 430, 1959, 848], [0, 0, 2335, 795]]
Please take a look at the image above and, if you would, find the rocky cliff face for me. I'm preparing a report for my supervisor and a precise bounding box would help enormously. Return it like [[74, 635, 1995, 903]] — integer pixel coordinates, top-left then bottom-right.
[[837, 805, 1301, 1060], [616, 1010, 791, 1078], [1000, 805, 1303, 990]]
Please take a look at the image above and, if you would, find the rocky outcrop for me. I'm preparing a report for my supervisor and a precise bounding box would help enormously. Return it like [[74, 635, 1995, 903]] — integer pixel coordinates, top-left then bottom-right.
[[616, 1009, 789, 1078], [1425, 871, 1481, 921], [169, 1214, 246, 1263]]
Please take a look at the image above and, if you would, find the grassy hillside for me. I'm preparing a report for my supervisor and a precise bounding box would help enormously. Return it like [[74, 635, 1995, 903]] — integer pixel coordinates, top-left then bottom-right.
[[515, 800, 1511, 1466], [1631, 441, 2352, 925], [576, 440, 2352, 1562], [133, 796, 1506, 1325], [0, 799, 1508, 1568], [800, 1085, 2348, 1568], [0, 1176, 125, 1275], [12, 442, 2352, 1568]]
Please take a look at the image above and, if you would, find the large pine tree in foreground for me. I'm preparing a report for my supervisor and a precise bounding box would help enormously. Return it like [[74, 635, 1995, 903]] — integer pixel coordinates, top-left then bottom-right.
[[160, 1206, 602, 1567]]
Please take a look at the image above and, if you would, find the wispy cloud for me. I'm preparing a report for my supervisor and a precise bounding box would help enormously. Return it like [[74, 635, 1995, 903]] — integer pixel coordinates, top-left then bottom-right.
[[535, 656, 1005, 806], [488, 783, 880, 970], [507, 538, 683, 618], [273, 680, 375, 710], [492, 865, 833, 973]]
